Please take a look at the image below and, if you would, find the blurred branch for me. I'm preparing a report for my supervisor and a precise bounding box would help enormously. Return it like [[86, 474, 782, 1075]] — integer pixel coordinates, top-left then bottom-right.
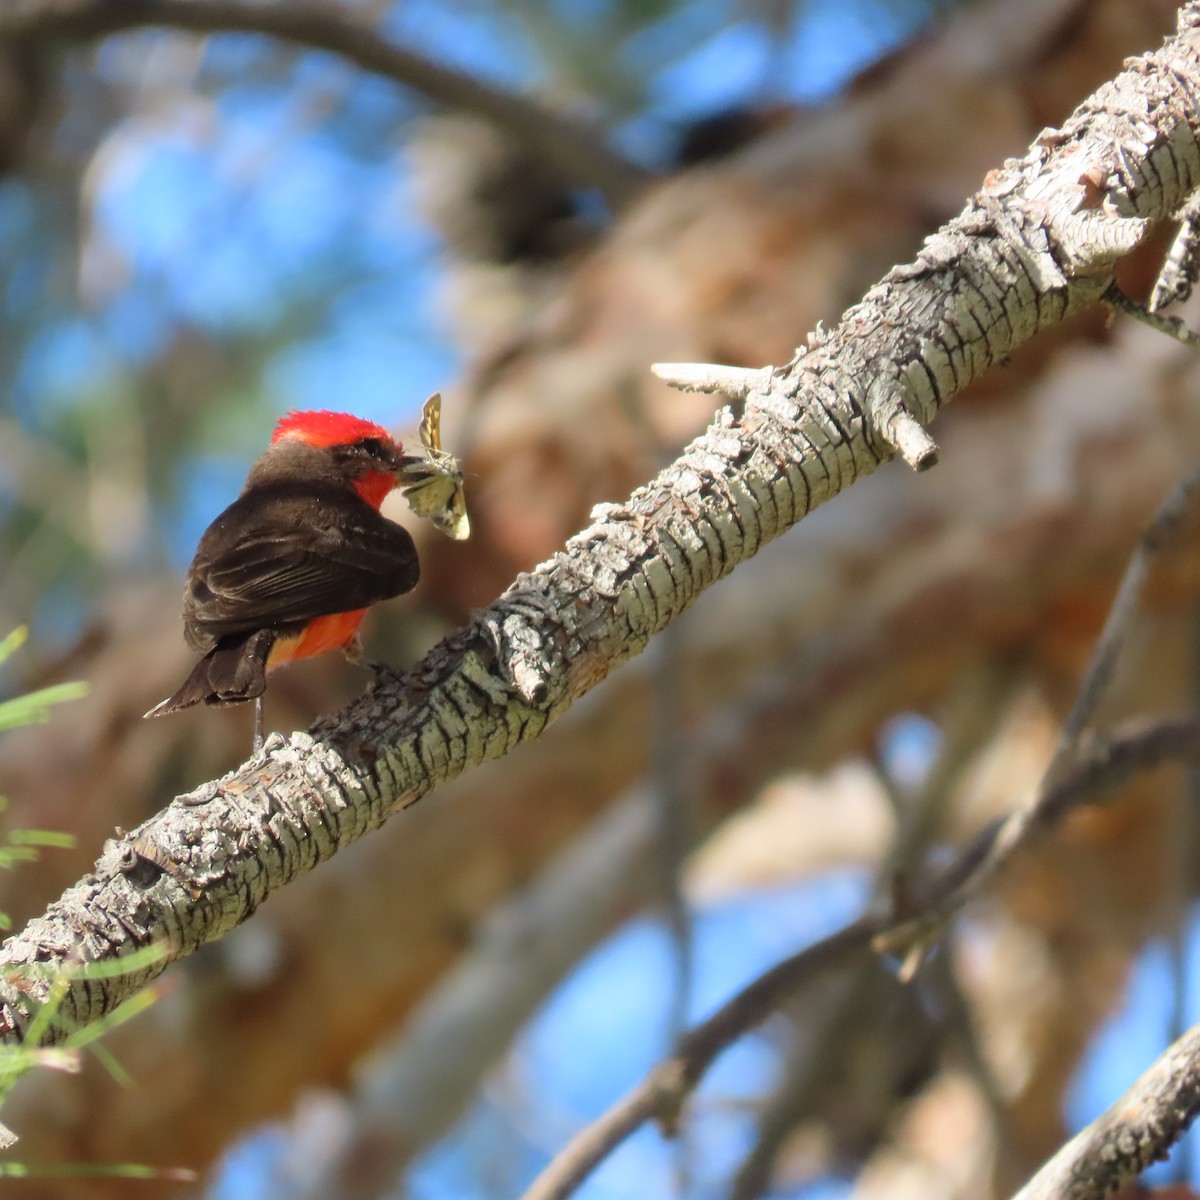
[[301, 793, 670, 1200], [0, 0, 652, 205], [729, 665, 1016, 1199], [878, 662, 1016, 887], [0, 5, 1197, 1075], [727, 964, 876, 1200], [876, 464, 1200, 969], [926, 946, 1026, 1181], [1050, 463, 1200, 774], [521, 918, 879, 1200], [519, 712, 1200, 1200]]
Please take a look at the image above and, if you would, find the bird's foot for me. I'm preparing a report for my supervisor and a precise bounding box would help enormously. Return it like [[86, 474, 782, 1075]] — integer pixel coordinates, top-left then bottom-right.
[[343, 637, 394, 688], [358, 657, 396, 688]]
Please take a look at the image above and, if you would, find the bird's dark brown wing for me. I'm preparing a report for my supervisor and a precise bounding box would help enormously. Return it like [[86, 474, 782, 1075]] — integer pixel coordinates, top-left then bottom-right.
[[182, 482, 419, 652]]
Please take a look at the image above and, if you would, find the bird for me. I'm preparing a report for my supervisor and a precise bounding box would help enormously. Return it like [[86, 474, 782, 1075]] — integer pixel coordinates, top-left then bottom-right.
[[145, 397, 468, 751]]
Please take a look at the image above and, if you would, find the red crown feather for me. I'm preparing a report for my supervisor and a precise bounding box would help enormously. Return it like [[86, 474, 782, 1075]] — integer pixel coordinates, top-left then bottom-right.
[[272, 409, 395, 449]]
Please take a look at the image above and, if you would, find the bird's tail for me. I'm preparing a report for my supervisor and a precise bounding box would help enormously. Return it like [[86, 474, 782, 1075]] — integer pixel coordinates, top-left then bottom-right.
[[144, 630, 275, 719]]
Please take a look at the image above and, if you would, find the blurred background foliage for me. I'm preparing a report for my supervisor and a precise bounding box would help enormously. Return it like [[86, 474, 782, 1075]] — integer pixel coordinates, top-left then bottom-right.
[[6, 1, 1200, 1199], [0, 0, 949, 648]]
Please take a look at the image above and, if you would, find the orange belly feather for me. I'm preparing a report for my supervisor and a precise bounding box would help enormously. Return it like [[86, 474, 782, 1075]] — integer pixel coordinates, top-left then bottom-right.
[[267, 609, 368, 668]]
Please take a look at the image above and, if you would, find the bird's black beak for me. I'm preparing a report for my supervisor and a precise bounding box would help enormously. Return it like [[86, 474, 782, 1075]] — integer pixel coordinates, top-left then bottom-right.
[[392, 451, 428, 482]]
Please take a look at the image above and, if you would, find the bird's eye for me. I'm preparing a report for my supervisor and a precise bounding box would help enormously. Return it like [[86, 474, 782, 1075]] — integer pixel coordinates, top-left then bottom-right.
[[357, 437, 387, 460]]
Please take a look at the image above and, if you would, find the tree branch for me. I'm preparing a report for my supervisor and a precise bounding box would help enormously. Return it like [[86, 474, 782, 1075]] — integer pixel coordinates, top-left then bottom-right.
[[1012, 1018, 1200, 1200], [874, 462, 1200, 968], [3, 2, 1200, 1058], [0, 0, 651, 205], [521, 920, 879, 1200], [519, 713, 1200, 1200]]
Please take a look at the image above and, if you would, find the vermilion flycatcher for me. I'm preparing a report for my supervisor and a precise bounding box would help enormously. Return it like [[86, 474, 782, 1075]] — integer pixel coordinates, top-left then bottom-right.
[[146, 399, 467, 749]]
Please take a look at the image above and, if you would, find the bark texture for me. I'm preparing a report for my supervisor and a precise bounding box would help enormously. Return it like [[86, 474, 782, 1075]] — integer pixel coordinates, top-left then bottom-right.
[[1013, 1020, 1200, 1199]]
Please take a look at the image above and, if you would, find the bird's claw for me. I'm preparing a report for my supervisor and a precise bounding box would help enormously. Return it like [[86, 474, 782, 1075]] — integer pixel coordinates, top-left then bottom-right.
[[342, 639, 394, 688], [359, 657, 395, 689]]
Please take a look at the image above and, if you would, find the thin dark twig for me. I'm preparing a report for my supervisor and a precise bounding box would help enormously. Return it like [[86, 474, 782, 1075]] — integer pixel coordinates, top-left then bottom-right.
[[520, 921, 878, 1200], [877, 467, 1200, 966], [0, 0, 652, 205], [928, 945, 1030, 1184], [519, 715, 1200, 1200], [727, 960, 876, 1200], [1105, 283, 1200, 352], [878, 664, 1015, 891], [877, 712, 1200, 963], [729, 666, 1015, 1199], [1050, 461, 1200, 777]]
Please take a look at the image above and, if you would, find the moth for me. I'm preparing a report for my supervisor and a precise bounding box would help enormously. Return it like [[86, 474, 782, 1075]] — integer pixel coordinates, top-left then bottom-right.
[[399, 393, 470, 541]]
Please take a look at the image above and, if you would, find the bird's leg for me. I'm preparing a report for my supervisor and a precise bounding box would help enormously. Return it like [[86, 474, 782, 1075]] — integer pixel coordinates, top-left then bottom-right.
[[252, 695, 264, 754]]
